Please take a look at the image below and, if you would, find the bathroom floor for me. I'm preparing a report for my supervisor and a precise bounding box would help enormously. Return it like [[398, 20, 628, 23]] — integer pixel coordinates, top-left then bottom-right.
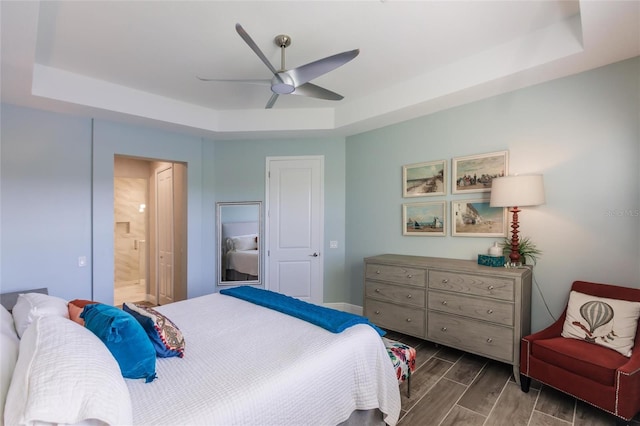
[[114, 280, 146, 306]]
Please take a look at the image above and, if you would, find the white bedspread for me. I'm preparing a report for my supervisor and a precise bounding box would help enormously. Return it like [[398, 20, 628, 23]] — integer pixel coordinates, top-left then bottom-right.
[[127, 293, 401, 426], [226, 250, 259, 276]]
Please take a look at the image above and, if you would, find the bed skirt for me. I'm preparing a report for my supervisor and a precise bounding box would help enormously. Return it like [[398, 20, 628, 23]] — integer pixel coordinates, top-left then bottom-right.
[[339, 409, 386, 426]]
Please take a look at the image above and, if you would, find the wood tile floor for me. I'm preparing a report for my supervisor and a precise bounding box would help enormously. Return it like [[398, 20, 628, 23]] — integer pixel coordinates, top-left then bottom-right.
[[385, 330, 640, 426]]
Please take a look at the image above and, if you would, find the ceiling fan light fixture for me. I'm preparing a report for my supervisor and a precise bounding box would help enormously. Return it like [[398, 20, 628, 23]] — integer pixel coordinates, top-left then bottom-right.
[[271, 73, 295, 94]]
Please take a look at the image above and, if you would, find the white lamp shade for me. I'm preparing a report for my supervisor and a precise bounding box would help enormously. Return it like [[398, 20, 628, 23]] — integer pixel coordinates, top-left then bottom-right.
[[489, 175, 545, 207]]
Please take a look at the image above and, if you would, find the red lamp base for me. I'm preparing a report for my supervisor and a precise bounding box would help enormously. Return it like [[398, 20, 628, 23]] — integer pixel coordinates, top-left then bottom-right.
[[508, 206, 521, 265]]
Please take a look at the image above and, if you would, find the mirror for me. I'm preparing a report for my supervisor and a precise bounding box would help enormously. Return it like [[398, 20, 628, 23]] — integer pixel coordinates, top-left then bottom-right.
[[217, 201, 262, 286]]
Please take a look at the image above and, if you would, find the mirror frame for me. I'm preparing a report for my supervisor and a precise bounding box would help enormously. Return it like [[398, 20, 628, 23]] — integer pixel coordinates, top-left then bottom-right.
[[216, 201, 263, 286]]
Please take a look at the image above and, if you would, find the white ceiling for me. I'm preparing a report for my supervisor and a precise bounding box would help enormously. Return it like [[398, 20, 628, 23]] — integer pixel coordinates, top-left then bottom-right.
[[1, 1, 638, 140]]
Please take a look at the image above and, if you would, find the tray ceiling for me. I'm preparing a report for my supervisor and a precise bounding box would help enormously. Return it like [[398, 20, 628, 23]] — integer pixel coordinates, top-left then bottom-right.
[[1, 1, 638, 139]]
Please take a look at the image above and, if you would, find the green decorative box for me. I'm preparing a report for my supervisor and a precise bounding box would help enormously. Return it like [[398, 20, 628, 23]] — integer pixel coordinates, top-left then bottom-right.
[[477, 254, 505, 267]]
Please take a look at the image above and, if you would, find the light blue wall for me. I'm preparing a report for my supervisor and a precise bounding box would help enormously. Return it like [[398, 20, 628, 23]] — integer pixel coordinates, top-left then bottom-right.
[[91, 120, 208, 303], [346, 57, 640, 331], [212, 137, 348, 302], [0, 108, 348, 304], [0, 108, 213, 302], [1, 105, 93, 301], [1, 57, 638, 333]]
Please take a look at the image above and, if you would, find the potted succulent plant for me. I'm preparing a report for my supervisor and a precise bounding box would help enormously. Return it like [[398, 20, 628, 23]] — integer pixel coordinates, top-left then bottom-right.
[[500, 236, 542, 265]]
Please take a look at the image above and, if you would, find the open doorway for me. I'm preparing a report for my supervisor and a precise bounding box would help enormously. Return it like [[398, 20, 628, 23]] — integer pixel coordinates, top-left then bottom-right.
[[113, 156, 188, 306], [114, 171, 147, 305]]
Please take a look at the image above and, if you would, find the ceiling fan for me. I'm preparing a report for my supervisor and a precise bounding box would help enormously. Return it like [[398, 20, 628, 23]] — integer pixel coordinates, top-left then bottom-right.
[[198, 24, 359, 109]]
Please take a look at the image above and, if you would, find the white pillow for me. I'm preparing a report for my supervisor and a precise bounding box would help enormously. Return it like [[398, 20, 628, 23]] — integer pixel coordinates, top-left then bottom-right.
[[4, 315, 133, 426], [11, 293, 69, 338], [1, 305, 19, 422], [231, 234, 258, 251], [561, 290, 640, 357]]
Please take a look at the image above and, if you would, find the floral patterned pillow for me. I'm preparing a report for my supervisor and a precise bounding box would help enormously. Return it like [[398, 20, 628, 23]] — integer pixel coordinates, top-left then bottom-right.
[[561, 291, 640, 357], [122, 303, 185, 358]]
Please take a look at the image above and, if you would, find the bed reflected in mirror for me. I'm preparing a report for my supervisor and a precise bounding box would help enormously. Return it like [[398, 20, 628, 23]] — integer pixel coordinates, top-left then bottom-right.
[[217, 201, 262, 286]]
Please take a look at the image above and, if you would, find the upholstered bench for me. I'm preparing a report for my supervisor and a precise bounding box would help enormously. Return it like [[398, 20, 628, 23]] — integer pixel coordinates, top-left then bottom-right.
[[383, 337, 416, 397]]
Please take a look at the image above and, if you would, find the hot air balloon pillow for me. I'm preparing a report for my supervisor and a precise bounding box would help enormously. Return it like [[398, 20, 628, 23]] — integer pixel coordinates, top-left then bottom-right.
[[561, 291, 640, 357]]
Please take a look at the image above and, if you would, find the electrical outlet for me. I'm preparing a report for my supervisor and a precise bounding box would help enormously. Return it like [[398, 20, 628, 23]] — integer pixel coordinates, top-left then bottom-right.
[[329, 241, 338, 249], [78, 256, 87, 267]]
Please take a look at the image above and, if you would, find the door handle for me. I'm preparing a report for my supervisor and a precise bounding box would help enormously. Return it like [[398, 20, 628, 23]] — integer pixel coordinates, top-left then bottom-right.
[[309, 252, 320, 257]]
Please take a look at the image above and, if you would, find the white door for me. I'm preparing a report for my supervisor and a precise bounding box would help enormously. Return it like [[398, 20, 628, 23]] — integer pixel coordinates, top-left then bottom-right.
[[266, 156, 324, 304], [157, 166, 174, 305]]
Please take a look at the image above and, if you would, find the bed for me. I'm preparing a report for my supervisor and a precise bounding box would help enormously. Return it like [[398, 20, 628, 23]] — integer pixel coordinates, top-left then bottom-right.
[[1, 288, 401, 426], [221, 221, 259, 281]]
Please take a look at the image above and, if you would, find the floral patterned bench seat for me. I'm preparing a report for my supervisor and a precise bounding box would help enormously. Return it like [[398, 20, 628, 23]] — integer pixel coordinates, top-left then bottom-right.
[[383, 337, 416, 397]]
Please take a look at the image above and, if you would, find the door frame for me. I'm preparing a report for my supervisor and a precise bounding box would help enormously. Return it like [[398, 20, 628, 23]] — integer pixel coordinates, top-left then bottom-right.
[[155, 164, 175, 305], [264, 155, 324, 302]]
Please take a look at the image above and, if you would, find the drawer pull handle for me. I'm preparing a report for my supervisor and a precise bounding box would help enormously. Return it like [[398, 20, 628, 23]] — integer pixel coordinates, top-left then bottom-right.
[[442, 279, 449, 283], [407, 294, 412, 299], [376, 270, 381, 274], [486, 338, 493, 343], [407, 274, 413, 278], [375, 288, 381, 293], [488, 285, 494, 290], [441, 327, 447, 332], [406, 318, 412, 322], [374, 310, 380, 315], [441, 300, 448, 305], [487, 309, 493, 314]]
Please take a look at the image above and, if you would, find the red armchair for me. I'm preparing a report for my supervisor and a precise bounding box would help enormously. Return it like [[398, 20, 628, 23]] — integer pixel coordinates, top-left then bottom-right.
[[520, 281, 640, 424]]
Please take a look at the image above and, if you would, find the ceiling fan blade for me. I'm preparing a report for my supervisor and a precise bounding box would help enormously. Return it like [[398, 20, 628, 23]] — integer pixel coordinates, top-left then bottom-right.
[[235, 23, 281, 82], [287, 49, 359, 87], [265, 93, 279, 109], [196, 76, 271, 86], [292, 83, 343, 101]]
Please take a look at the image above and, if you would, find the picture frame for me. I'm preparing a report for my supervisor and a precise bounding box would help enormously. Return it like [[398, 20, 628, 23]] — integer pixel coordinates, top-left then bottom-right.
[[402, 160, 447, 197], [452, 150, 508, 194], [451, 199, 507, 237], [402, 201, 446, 236]]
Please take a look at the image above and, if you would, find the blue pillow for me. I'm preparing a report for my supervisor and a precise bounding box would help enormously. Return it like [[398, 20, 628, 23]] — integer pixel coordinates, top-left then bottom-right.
[[81, 304, 156, 382]]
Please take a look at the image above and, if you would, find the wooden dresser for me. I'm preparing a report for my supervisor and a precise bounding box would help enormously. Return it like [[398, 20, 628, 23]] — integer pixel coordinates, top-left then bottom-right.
[[363, 254, 532, 383]]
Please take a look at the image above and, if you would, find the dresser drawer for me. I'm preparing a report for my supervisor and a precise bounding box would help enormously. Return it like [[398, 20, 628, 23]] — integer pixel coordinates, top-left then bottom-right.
[[429, 270, 514, 301], [365, 281, 425, 308], [428, 290, 513, 326], [364, 299, 425, 337], [427, 312, 513, 362], [366, 263, 426, 287]]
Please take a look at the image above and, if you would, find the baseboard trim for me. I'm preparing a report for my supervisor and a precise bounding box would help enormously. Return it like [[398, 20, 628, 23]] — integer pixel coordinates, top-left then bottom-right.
[[324, 302, 363, 316]]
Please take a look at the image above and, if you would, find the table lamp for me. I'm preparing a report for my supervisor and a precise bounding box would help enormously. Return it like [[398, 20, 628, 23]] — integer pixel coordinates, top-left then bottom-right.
[[489, 175, 545, 265]]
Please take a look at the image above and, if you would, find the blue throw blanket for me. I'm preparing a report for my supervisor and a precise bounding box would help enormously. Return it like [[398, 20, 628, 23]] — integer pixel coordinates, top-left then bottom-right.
[[220, 286, 385, 336]]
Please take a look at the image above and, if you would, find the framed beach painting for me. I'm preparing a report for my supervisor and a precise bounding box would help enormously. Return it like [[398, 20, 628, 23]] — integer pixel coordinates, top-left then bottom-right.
[[402, 201, 446, 236], [452, 150, 508, 194], [451, 199, 507, 237], [402, 160, 447, 197]]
